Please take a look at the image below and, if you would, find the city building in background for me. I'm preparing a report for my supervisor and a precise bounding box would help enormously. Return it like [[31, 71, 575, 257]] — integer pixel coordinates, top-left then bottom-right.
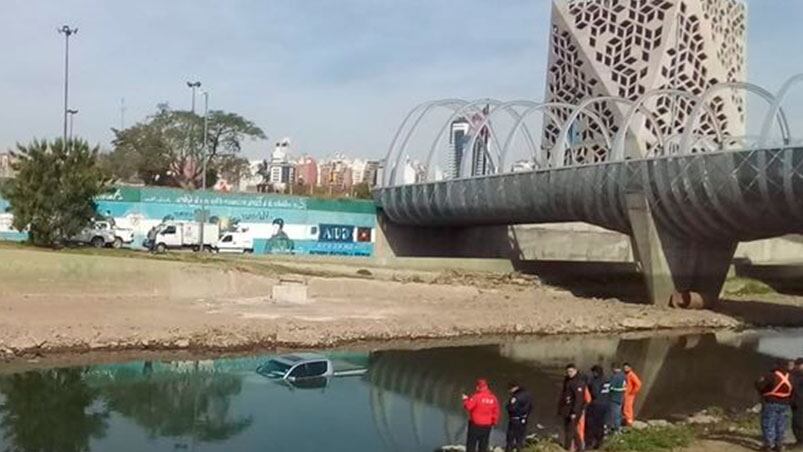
[[319, 157, 354, 192], [266, 138, 296, 191], [448, 118, 470, 179], [543, 0, 746, 163], [295, 155, 319, 188], [469, 106, 491, 177], [0, 153, 15, 179]]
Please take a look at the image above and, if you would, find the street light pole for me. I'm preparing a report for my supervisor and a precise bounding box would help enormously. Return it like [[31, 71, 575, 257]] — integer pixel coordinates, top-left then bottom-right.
[[185, 81, 202, 251], [199, 91, 209, 251], [58, 25, 78, 150], [66, 109, 79, 144]]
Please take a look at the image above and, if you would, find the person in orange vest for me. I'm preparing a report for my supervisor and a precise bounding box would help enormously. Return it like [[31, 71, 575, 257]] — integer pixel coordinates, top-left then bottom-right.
[[622, 363, 642, 427], [756, 360, 794, 452]]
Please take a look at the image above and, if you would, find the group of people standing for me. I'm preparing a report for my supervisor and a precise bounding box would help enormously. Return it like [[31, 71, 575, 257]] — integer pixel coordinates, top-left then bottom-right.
[[755, 358, 802, 452], [460, 362, 642, 452]]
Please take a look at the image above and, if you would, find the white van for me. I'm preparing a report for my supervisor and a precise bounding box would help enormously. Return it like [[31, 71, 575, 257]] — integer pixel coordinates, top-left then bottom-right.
[[213, 230, 254, 253]]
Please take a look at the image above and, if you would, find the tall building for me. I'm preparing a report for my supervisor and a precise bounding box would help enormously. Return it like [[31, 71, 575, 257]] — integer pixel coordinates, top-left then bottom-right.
[[295, 156, 319, 187], [543, 0, 746, 163], [267, 138, 296, 190], [351, 159, 381, 187], [447, 106, 492, 179], [448, 118, 470, 179], [319, 159, 353, 191]]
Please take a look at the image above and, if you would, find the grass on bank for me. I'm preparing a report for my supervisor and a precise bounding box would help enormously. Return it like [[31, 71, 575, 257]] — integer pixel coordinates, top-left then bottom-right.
[[521, 424, 696, 452]]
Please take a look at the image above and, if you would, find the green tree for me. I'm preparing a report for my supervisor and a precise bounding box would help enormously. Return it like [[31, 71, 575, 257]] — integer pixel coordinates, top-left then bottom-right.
[[109, 105, 266, 188], [0, 368, 108, 452], [0, 139, 111, 247], [352, 182, 372, 199]]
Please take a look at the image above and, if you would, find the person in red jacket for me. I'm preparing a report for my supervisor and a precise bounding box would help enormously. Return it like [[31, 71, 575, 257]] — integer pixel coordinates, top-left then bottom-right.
[[463, 378, 500, 452]]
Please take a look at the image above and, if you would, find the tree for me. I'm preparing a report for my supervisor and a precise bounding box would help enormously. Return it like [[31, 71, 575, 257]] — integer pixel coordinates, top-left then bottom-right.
[[352, 182, 372, 199], [0, 139, 111, 247], [0, 368, 108, 451], [109, 105, 266, 188]]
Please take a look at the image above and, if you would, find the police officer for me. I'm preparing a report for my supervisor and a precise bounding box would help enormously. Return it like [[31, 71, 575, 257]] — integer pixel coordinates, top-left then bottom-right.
[[505, 381, 533, 452], [585, 365, 610, 450]]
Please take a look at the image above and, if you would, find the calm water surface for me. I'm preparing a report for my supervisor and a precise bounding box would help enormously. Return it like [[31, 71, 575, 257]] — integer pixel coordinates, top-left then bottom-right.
[[0, 328, 801, 451]]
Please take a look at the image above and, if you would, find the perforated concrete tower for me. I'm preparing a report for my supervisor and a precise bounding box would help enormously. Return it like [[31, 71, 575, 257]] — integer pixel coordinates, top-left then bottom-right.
[[543, 0, 746, 162]]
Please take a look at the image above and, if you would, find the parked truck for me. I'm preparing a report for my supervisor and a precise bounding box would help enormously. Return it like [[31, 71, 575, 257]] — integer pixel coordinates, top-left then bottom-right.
[[144, 221, 220, 253]]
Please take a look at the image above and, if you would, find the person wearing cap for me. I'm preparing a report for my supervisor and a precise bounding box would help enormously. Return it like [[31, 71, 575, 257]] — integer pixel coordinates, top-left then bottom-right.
[[793, 357, 803, 447], [505, 381, 533, 452], [463, 378, 500, 452], [755, 359, 794, 451]]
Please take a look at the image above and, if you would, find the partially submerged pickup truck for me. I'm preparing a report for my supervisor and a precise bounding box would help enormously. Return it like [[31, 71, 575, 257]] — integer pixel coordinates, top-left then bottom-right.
[[256, 353, 367, 388]]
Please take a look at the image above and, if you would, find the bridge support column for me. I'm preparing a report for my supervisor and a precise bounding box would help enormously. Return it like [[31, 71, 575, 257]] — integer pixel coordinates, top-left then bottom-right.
[[625, 193, 736, 306]]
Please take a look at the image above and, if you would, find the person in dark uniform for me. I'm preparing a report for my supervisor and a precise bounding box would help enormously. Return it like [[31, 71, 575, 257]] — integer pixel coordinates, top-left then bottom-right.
[[585, 365, 610, 450], [505, 381, 533, 452], [755, 359, 794, 452], [558, 364, 586, 452], [793, 357, 803, 448]]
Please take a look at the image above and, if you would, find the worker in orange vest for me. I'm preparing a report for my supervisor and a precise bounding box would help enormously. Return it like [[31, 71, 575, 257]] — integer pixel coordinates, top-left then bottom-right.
[[622, 363, 642, 427], [755, 360, 794, 451]]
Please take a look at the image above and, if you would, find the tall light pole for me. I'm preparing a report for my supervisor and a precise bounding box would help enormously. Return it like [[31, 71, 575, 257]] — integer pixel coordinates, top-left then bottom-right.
[[58, 25, 78, 149], [199, 91, 210, 251], [66, 109, 78, 144], [186, 81, 201, 113], [185, 81, 202, 251]]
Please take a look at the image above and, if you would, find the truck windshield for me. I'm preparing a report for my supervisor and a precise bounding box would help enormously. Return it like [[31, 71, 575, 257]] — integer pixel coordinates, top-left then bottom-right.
[[257, 359, 292, 379]]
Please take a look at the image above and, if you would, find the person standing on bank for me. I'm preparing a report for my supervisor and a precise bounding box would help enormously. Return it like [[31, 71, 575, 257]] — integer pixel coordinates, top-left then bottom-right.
[[505, 382, 533, 452], [792, 358, 803, 448], [559, 364, 587, 452], [463, 379, 500, 452], [608, 363, 627, 433], [622, 363, 642, 427], [585, 365, 611, 450], [755, 359, 794, 452]]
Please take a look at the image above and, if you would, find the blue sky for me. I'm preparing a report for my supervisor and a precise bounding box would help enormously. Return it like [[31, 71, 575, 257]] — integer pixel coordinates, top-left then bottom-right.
[[1, 0, 801, 159]]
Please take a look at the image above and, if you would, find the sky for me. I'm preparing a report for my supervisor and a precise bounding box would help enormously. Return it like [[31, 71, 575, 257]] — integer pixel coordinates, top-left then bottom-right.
[[1, 0, 802, 160]]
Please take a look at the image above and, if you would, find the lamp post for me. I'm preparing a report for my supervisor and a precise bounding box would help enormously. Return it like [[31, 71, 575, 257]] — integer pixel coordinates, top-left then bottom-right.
[[66, 109, 78, 144], [58, 25, 78, 150], [186, 81, 202, 251], [199, 91, 209, 251]]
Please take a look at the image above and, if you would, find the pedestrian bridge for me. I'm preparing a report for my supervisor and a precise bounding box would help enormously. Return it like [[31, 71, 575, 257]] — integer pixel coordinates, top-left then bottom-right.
[[374, 76, 803, 305]]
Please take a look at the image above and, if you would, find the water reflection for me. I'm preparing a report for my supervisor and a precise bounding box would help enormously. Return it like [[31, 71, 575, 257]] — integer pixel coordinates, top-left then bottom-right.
[[0, 368, 108, 451], [93, 361, 252, 442], [0, 329, 798, 451]]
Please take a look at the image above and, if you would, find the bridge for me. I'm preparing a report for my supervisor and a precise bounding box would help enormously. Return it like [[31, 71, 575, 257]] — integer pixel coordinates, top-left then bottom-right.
[[374, 75, 803, 306]]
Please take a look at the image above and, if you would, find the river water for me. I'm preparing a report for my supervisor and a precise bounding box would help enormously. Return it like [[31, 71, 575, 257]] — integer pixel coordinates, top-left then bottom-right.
[[0, 328, 800, 451]]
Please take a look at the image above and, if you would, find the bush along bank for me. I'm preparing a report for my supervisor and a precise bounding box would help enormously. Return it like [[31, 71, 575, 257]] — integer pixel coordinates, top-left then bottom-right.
[[438, 405, 776, 452]]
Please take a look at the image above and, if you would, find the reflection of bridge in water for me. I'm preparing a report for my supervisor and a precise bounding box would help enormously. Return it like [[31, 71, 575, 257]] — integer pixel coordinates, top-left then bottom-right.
[[365, 331, 794, 451]]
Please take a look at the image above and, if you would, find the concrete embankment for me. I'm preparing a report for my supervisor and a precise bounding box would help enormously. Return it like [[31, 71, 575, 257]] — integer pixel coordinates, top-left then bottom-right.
[[0, 245, 801, 361]]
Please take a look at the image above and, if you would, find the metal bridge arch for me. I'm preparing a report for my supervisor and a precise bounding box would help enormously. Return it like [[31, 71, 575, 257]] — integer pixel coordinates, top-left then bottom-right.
[[612, 89, 724, 161], [551, 96, 632, 167], [384, 99, 467, 186], [457, 100, 542, 175], [758, 73, 803, 148], [498, 102, 599, 170], [679, 82, 790, 155]]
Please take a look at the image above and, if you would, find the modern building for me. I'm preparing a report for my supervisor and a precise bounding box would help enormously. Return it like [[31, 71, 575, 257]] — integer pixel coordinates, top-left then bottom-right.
[[448, 118, 470, 179], [543, 0, 746, 163], [319, 159, 353, 191], [447, 106, 492, 179], [267, 138, 296, 190], [352, 159, 381, 187], [295, 156, 319, 187]]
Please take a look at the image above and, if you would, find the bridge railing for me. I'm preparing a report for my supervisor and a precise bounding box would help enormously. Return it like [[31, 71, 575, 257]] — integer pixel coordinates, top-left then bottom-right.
[[380, 74, 803, 188]]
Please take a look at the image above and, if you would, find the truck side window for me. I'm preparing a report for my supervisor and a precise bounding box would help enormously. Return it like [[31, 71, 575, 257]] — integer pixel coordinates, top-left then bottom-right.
[[306, 361, 327, 377], [288, 364, 309, 378], [164, 226, 176, 234], [221, 235, 233, 243]]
